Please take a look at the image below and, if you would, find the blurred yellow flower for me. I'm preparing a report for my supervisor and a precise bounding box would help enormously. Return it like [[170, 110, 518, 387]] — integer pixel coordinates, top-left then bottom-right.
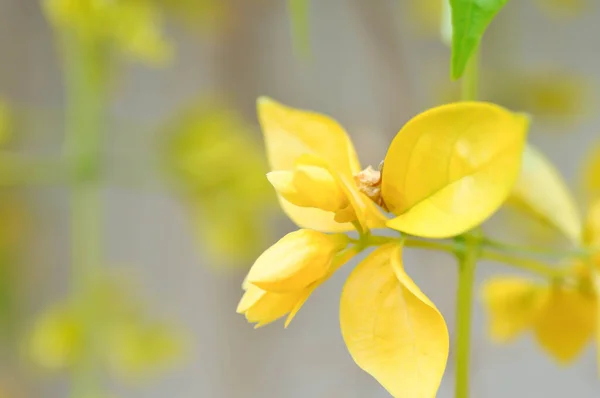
[[239, 97, 528, 397], [482, 169, 600, 363], [483, 275, 595, 362], [167, 100, 275, 266], [29, 305, 83, 370], [29, 271, 185, 380], [43, 0, 171, 64], [508, 145, 582, 244]]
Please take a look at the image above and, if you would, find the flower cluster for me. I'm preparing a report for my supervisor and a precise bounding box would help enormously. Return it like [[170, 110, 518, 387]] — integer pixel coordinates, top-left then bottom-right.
[[237, 97, 528, 397]]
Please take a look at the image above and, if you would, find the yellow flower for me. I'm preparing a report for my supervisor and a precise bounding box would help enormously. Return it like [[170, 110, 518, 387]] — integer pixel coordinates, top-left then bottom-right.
[[28, 271, 186, 380], [44, 0, 171, 64], [245, 229, 349, 292], [482, 275, 596, 363], [257, 97, 387, 232], [239, 97, 528, 397]]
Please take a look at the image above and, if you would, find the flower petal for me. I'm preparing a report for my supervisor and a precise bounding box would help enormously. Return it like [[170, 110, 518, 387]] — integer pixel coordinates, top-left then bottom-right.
[[258, 97, 363, 232], [481, 277, 547, 342], [509, 144, 582, 244], [246, 230, 348, 292], [534, 286, 596, 363], [238, 284, 306, 327], [382, 102, 528, 238], [257, 97, 361, 176], [340, 244, 449, 398]]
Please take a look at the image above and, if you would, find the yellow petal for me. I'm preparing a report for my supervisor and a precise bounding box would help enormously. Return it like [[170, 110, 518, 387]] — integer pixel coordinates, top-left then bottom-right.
[[238, 284, 306, 327], [246, 229, 348, 292], [382, 102, 528, 238], [258, 97, 361, 232], [239, 248, 359, 328], [296, 154, 387, 231], [534, 286, 596, 363], [29, 306, 83, 370], [257, 97, 360, 176], [267, 165, 348, 213], [581, 141, 600, 202], [481, 277, 547, 342], [583, 200, 600, 247], [509, 144, 582, 244], [340, 244, 449, 397]]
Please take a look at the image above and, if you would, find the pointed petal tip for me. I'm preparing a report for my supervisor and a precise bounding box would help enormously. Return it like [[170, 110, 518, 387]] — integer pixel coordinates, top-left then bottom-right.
[[257, 96, 278, 111]]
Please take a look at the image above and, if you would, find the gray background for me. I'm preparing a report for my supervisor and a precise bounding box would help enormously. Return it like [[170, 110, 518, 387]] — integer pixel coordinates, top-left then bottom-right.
[[1, 0, 599, 397]]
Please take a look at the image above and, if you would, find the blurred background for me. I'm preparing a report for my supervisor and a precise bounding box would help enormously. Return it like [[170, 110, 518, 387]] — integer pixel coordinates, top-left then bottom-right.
[[0, 0, 599, 397]]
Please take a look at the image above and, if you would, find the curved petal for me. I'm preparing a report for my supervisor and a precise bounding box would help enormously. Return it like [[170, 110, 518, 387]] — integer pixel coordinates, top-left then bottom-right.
[[581, 140, 600, 202], [257, 97, 363, 231], [534, 286, 595, 363], [382, 102, 528, 238], [480, 277, 547, 342], [257, 97, 361, 176], [246, 230, 348, 292], [340, 244, 449, 398], [509, 145, 582, 244]]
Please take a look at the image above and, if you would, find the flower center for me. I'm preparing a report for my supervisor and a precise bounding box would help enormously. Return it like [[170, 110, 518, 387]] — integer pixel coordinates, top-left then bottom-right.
[[354, 162, 388, 211]]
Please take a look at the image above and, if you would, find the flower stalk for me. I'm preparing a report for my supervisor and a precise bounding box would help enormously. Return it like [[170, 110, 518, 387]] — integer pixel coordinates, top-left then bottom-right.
[[63, 36, 107, 398], [455, 234, 480, 398]]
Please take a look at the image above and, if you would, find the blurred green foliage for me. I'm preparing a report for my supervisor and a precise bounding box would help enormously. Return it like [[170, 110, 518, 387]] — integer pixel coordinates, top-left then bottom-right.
[[166, 99, 276, 267]]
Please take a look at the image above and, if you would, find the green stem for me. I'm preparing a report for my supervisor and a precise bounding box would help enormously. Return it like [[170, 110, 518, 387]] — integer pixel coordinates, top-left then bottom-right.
[[461, 47, 479, 101], [480, 250, 566, 279], [63, 37, 106, 398], [482, 237, 590, 259], [455, 45, 480, 397], [455, 235, 479, 398], [288, 0, 311, 59]]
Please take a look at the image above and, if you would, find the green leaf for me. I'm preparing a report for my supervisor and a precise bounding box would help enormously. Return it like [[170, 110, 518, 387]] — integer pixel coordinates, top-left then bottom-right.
[[450, 0, 509, 79]]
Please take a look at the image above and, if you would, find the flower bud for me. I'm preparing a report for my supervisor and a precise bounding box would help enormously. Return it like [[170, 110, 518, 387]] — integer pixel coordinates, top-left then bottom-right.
[[246, 229, 349, 292], [267, 165, 348, 212], [236, 283, 308, 328]]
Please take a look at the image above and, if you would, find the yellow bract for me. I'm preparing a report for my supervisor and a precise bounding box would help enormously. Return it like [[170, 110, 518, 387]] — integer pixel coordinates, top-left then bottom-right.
[[257, 97, 386, 232], [238, 248, 358, 328], [29, 306, 83, 370], [534, 286, 596, 363], [29, 272, 185, 379], [482, 276, 596, 363], [584, 200, 600, 247], [382, 102, 529, 238], [581, 141, 600, 202], [509, 144, 582, 244], [481, 278, 547, 342], [44, 0, 171, 64], [245, 229, 348, 292], [267, 165, 348, 213], [340, 244, 448, 398]]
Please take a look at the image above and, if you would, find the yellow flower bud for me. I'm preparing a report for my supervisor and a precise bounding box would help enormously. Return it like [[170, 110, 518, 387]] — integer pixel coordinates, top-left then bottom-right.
[[246, 229, 348, 292], [236, 283, 308, 328], [267, 164, 348, 213]]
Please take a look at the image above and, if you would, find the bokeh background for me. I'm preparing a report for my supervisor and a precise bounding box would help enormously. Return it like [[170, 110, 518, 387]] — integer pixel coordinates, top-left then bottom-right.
[[0, 0, 599, 397]]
